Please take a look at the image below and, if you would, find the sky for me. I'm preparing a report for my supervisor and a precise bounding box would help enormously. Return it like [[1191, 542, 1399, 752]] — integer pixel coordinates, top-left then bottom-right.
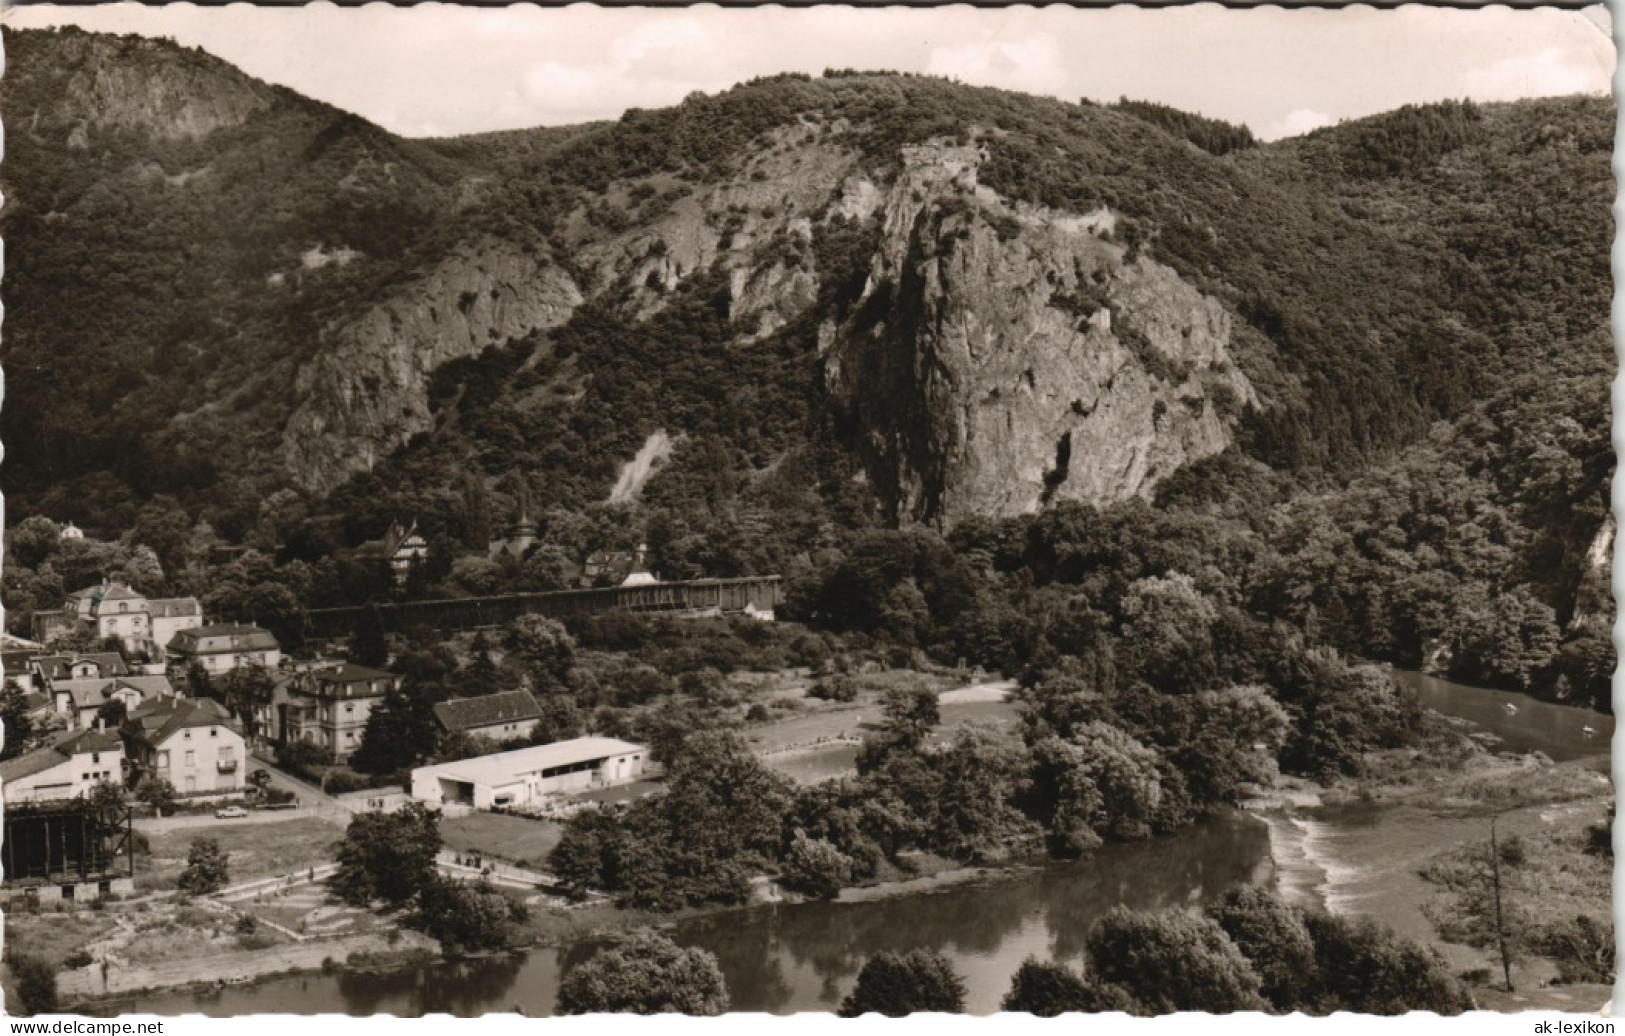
[[0, 3, 1615, 140]]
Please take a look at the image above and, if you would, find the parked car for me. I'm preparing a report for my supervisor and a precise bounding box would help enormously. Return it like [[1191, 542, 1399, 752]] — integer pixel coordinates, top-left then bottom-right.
[[214, 805, 249, 819]]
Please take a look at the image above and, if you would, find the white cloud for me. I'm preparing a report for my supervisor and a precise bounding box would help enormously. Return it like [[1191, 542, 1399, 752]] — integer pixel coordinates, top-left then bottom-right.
[[514, 16, 748, 124], [519, 62, 613, 115], [609, 18, 714, 67], [926, 37, 1070, 98], [1461, 46, 1608, 101], [1264, 108, 1336, 141], [2, 4, 1614, 138]]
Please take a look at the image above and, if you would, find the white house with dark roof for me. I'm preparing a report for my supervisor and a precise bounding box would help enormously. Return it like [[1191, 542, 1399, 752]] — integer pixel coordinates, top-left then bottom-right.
[[123, 696, 246, 795], [166, 623, 281, 675], [0, 727, 124, 803], [410, 736, 646, 810], [432, 690, 543, 742]]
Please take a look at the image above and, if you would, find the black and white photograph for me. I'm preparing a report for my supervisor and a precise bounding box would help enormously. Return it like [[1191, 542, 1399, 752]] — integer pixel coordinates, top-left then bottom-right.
[[0, 0, 1614, 1020]]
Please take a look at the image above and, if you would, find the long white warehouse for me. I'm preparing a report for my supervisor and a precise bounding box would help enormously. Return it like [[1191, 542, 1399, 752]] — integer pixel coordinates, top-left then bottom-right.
[[410, 736, 648, 810]]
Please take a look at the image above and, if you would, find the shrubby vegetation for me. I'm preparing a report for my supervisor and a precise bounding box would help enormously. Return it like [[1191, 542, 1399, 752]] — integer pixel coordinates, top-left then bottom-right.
[[177, 838, 231, 896], [1002, 888, 1470, 1017], [1112, 98, 1257, 156]]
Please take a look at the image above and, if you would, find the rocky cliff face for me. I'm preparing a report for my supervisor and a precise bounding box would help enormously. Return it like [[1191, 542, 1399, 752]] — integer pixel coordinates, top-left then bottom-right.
[[15, 30, 275, 145], [282, 130, 1253, 515], [281, 121, 868, 493], [1567, 513, 1615, 630], [282, 244, 583, 485], [824, 143, 1255, 526]]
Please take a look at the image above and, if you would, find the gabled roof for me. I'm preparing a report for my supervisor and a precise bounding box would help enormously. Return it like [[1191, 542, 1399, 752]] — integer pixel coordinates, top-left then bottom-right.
[[66, 581, 145, 608], [3, 648, 44, 672], [53, 727, 123, 755], [127, 695, 237, 746], [313, 663, 395, 686], [433, 690, 542, 734], [167, 624, 279, 653], [0, 745, 73, 784], [53, 675, 174, 712], [149, 598, 202, 618], [34, 653, 130, 681], [0, 726, 122, 785]]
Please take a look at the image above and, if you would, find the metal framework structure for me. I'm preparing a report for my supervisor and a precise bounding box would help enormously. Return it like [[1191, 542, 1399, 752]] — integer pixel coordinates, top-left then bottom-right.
[[1, 798, 135, 885], [304, 574, 782, 639]]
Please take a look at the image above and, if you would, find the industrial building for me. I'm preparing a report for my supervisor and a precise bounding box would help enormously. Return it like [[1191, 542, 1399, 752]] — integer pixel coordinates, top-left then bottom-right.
[[410, 736, 646, 810]]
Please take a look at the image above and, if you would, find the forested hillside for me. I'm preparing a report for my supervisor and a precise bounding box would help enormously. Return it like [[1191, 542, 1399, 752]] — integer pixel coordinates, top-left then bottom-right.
[[1, 27, 1611, 707]]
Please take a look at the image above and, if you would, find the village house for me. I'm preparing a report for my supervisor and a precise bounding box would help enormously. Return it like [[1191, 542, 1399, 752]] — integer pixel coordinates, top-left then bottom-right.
[[25, 651, 128, 694], [272, 662, 400, 762], [166, 623, 282, 675], [0, 727, 124, 803], [147, 597, 205, 651], [123, 696, 245, 795], [32, 651, 129, 683], [357, 520, 429, 589], [252, 667, 305, 749], [1, 632, 46, 683], [583, 544, 652, 587], [32, 581, 204, 661], [432, 689, 543, 742], [52, 674, 176, 730], [410, 736, 647, 811]]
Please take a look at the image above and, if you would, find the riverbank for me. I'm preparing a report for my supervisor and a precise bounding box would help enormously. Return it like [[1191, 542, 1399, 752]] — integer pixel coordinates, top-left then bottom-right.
[[72, 672, 1613, 1015], [510, 851, 991, 948], [1250, 720, 1612, 1009], [61, 931, 438, 1005]]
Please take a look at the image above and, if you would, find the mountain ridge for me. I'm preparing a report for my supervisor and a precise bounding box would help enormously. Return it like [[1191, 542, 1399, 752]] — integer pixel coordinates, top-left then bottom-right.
[[0, 26, 1609, 548]]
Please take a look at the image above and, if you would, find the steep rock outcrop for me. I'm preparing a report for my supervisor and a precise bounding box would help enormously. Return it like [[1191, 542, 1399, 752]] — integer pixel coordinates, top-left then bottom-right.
[[1567, 513, 1615, 630], [826, 143, 1254, 526], [280, 124, 867, 492], [281, 244, 582, 488], [33, 30, 276, 143]]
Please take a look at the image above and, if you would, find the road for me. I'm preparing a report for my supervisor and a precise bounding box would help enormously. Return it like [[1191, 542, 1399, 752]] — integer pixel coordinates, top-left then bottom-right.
[[132, 756, 358, 834], [134, 808, 337, 834], [251, 753, 355, 815]]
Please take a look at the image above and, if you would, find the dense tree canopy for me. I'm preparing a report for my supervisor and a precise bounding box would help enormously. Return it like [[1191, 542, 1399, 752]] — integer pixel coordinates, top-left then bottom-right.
[[556, 930, 730, 1015]]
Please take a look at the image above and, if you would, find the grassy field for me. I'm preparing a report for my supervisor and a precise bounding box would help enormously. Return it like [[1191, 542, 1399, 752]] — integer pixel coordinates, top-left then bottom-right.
[[141, 817, 345, 890], [440, 811, 564, 868]]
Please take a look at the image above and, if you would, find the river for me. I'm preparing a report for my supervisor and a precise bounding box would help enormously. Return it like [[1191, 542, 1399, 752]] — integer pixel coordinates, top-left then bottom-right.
[[107, 672, 1610, 1017]]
